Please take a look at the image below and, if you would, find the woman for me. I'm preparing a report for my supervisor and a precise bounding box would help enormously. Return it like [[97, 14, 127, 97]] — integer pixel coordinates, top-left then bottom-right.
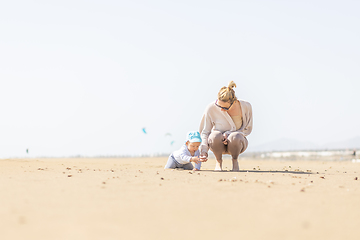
[[199, 81, 253, 171]]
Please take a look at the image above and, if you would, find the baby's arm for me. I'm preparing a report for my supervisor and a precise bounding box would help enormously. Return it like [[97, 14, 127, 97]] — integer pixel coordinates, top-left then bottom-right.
[[194, 161, 202, 171], [174, 147, 199, 164], [190, 157, 200, 164], [173, 148, 191, 164], [194, 151, 202, 170]]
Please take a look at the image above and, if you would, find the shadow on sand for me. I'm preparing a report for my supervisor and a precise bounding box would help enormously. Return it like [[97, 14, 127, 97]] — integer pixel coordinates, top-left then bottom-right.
[[197, 169, 314, 175]]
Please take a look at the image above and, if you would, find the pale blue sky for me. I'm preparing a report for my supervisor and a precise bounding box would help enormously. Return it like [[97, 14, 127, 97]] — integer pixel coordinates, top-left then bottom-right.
[[1, 0, 359, 157]]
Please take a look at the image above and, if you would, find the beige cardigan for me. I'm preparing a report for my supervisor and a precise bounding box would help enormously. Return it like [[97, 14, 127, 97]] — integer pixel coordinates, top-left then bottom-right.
[[199, 100, 253, 153]]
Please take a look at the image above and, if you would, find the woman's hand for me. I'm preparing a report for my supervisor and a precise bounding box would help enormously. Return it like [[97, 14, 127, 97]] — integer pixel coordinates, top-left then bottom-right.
[[222, 132, 229, 145], [200, 152, 208, 162]]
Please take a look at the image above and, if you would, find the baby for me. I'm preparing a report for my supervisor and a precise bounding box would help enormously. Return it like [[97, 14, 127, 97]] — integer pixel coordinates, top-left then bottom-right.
[[164, 131, 207, 170]]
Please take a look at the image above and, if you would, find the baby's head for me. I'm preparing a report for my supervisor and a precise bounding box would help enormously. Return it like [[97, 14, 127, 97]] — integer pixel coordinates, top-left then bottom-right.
[[185, 131, 202, 153]]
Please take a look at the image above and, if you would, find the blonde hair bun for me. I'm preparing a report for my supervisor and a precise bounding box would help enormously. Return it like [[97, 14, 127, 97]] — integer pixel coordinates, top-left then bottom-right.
[[218, 81, 237, 103], [228, 81, 236, 90]]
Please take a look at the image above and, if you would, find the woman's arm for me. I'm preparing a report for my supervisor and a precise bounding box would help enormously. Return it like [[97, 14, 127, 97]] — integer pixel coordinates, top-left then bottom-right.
[[199, 112, 213, 154]]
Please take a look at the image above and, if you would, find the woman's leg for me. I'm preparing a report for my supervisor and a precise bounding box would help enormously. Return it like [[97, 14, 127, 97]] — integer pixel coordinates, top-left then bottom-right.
[[208, 130, 226, 171], [227, 133, 248, 171]]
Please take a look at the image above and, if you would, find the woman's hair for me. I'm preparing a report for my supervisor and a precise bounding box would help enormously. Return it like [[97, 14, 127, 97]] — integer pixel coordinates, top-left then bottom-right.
[[217, 81, 237, 103]]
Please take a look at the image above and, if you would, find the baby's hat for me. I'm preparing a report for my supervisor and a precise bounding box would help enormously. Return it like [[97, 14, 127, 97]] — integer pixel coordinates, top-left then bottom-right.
[[186, 131, 202, 143]]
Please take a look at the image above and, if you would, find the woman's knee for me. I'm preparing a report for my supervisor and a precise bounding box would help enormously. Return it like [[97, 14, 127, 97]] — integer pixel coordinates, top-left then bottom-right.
[[208, 131, 223, 145], [228, 133, 248, 154], [228, 132, 245, 144], [208, 131, 225, 158]]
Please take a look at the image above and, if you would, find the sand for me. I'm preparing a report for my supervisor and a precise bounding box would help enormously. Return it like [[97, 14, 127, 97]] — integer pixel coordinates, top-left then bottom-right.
[[1, 157, 359, 240]]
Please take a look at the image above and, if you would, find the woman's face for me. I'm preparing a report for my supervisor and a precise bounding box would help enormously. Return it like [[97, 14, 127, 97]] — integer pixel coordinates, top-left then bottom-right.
[[215, 100, 233, 111]]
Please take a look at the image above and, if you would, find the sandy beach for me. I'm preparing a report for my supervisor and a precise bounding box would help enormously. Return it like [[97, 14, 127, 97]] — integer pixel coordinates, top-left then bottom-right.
[[1, 157, 359, 240]]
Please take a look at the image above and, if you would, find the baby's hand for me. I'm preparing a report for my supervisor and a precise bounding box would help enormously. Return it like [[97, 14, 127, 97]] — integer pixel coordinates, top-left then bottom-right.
[[191, 157, 200, 164]]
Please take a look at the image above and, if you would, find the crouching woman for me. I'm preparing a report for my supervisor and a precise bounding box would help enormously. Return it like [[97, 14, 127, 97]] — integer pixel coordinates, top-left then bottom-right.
[[199, 81, 253, 171]]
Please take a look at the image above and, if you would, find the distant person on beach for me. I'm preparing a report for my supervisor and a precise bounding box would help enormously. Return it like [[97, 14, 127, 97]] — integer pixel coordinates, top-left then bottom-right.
[[199, 81, 253, 171], [164, 131, 207, 171]]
